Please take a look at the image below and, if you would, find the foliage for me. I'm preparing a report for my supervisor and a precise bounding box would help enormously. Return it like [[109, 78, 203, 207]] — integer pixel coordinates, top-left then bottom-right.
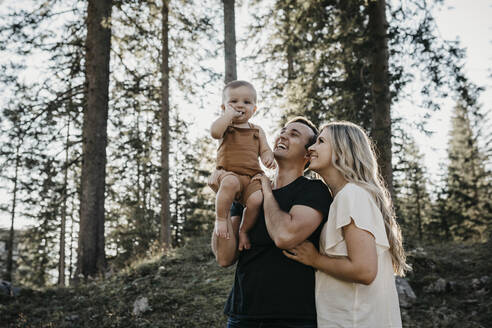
[[247, 0, 472, 130]]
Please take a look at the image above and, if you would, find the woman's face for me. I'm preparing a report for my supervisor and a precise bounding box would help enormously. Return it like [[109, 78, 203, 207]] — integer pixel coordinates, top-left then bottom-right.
[[307, 128, 333, 173]]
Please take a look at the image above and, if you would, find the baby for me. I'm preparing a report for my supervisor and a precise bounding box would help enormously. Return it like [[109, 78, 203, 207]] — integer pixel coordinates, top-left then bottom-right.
[[210, 80, 275, 250]]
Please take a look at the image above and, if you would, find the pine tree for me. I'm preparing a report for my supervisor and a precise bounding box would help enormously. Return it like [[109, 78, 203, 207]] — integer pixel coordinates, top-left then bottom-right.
[[247, 0, 476, 192], [160, 0, 171, 250], [445, 102, 491, 241], [223, 0, 237, 83], [77, 0, 113, 279], [393, 128, 432, 245]]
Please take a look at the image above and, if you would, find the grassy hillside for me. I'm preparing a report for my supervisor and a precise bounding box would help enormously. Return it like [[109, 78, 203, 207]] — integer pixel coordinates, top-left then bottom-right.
[[1, 237, 490, 328]]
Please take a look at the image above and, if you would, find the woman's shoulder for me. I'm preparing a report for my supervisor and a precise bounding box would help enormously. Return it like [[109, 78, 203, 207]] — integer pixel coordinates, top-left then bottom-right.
[[337, 183, 371, 200]]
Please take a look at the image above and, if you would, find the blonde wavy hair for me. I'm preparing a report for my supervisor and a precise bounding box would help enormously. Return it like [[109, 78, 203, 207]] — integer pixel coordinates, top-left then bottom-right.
[[320, 121, 410, 276]]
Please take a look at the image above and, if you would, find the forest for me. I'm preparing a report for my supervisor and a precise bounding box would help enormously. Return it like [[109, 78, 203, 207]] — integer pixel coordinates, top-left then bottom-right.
[[0, 0, 491, 327]]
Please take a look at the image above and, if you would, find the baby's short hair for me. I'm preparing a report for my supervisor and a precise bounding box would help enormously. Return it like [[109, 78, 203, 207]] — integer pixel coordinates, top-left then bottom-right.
[[222, 80, 257, 103]]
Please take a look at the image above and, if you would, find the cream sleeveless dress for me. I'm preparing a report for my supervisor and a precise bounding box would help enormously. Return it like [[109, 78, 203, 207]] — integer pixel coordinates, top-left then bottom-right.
[[315, 183, 402, 328]]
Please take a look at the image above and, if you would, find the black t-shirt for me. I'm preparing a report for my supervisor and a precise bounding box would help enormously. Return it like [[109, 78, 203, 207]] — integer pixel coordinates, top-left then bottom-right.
[[224, 176, 332, 320]]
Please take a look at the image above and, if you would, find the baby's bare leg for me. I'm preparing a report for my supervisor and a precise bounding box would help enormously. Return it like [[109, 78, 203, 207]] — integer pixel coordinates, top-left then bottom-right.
[[238, 190, 263, 251], [215, 175, 241, 239]]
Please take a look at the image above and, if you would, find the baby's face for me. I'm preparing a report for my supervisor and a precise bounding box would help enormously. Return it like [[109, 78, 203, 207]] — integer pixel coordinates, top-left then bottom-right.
[[223, 85, 257, 124]]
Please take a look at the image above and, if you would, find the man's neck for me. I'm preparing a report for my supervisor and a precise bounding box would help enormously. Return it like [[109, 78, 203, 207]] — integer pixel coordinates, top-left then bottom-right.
[[274, 162, 304, 189]]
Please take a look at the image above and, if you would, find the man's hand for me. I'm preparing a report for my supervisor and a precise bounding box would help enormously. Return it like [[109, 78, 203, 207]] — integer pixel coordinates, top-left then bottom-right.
[[282, 241, 320, 267], [208, 169, 225, 193], [252, 174, 273, 194], [260, 150, 276, 169]]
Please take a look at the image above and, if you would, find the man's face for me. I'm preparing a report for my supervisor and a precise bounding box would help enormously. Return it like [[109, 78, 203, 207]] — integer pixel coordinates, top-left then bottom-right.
[[222, 86, 257, 124], [273, 122, 314, 163]]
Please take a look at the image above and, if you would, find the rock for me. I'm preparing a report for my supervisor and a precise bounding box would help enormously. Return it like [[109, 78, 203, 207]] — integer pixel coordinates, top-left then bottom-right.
[[471, 278, 481, 289], [0, 280, 21, 297], [424, 278, 447, 293], [396, 276, 417, 308], [65, 314, 79, 321], [132, 296, 151, 316]]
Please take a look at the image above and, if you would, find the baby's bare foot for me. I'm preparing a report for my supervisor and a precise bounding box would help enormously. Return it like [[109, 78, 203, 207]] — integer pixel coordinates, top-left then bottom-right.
[[238, 231, 251, 251]]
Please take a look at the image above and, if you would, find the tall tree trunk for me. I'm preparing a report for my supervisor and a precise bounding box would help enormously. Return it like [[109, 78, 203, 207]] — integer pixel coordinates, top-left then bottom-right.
[[368, 0, 393, 195], [415, 183, 422, 242], [77, 0, 112, 279], [69, 198, 75, 283], [223, 0, 237, 83], [160, 0, 171, 250], [6, 142, 21, 282], [284, 3, 295, 81], [59, 118, 70, 286]]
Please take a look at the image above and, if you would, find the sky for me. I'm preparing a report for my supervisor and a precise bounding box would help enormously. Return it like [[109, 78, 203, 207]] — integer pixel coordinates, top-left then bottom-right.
[[1, 0, 491, 230]]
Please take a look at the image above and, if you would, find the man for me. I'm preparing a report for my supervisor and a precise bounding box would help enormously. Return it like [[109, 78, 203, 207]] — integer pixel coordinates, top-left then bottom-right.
[[210, 117, 332, 327]]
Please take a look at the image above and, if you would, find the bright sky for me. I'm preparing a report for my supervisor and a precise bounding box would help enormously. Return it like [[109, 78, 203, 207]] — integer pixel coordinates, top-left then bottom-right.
[[402, 0, 492, 183], [1, 0, 491, 229]]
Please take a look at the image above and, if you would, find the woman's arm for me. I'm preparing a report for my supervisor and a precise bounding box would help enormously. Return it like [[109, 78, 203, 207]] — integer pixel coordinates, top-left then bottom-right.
[[283, 219, 378, 285]]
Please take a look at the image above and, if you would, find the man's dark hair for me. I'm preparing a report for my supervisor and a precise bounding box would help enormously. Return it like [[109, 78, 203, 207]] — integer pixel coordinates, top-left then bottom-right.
[[285, 116, 319, 149], [222, 80, 257, 103]]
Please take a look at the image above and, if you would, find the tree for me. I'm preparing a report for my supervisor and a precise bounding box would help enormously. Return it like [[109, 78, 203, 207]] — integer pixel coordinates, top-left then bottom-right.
[[367, 0, 392, 193], [445, 101, 491, 241], [247, 0, 476, 193], [223, 0, 237, 83], [160, 0, 171, 250], [393, 128, 432, 244], [77, 0, 113, 279]]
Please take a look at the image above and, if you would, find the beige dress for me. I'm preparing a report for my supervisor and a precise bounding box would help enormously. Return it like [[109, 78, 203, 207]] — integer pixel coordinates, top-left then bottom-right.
[[315, 183, 402, 328]]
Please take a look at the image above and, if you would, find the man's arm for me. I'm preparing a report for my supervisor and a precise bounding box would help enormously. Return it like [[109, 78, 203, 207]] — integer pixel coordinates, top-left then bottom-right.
[[211, 215, 240, 267], [257, 176, 323, 249]]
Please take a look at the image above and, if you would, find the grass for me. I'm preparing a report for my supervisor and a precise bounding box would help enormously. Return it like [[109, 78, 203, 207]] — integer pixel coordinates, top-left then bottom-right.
[[1, 237, 490, 328], [402, 241, 492, 328]]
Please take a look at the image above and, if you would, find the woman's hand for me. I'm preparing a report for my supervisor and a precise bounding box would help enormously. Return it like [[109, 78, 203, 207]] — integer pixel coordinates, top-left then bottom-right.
[[282, 241, 320, 268]]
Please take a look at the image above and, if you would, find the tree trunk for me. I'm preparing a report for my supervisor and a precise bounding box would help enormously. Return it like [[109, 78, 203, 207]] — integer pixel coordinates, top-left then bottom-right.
[[59, 118, 70, 286], [6, 142, 20, 282], [368, 0, 393, 195], [77, 0, 112, 279], [160, 0, 171, 250], [284, 3, 295, 81], [223, 0, 237, 83]]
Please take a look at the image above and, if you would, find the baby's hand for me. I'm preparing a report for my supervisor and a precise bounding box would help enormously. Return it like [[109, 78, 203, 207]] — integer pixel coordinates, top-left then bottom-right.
[[261, 151, 276, 169], [224, 104, 241, 119]]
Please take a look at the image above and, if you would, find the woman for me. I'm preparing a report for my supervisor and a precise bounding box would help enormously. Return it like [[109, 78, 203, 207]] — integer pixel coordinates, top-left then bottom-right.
[[283, 121, 409, 328]]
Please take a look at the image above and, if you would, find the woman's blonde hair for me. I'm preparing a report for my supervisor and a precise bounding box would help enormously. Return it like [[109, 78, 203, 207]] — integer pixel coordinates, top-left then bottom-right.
[[320, 121, 410, 276]]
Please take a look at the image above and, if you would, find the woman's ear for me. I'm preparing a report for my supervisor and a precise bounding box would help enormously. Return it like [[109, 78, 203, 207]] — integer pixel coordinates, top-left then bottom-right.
[[221, 104, 225, 111]]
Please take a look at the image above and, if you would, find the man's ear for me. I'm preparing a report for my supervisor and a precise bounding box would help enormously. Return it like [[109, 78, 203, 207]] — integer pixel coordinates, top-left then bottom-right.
[[303, 155, 311, 171], [253, 105, 257, 113]]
